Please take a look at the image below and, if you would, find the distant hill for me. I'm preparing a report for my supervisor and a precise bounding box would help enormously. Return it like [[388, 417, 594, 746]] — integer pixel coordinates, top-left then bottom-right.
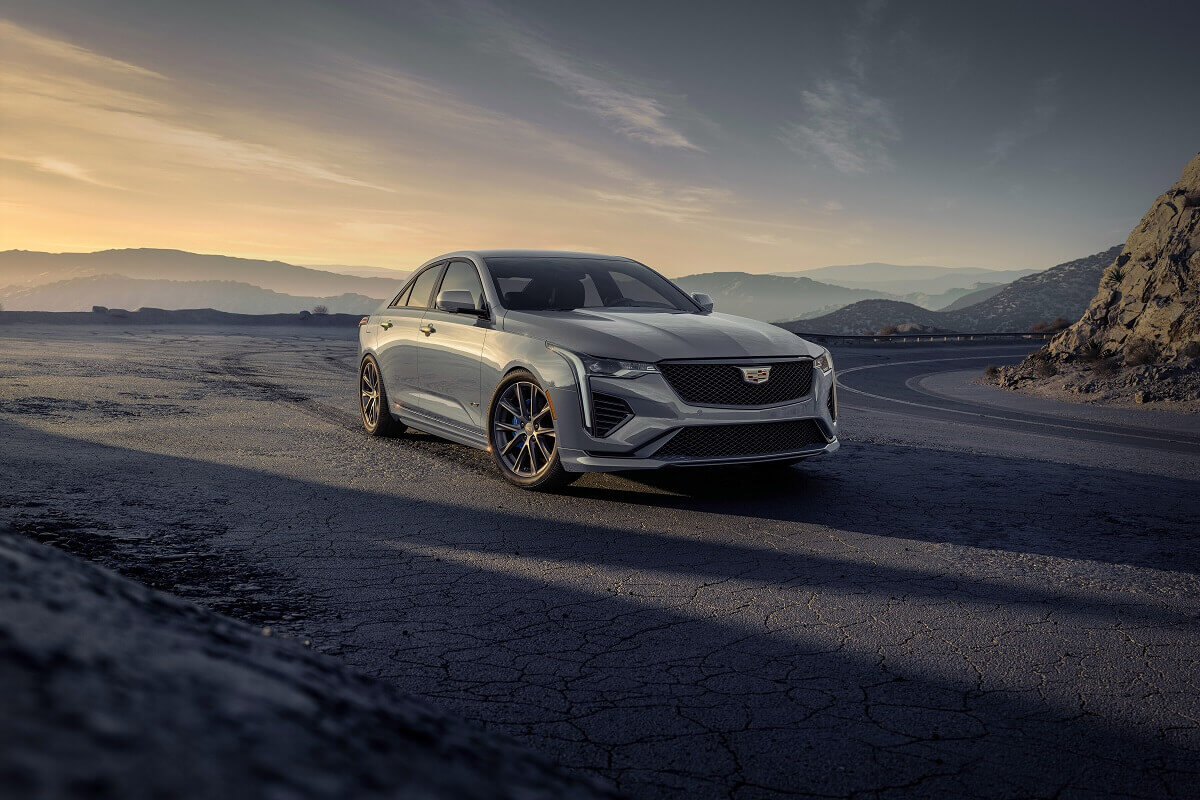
[[780, 299, 946, 335], [306, 264, 411, 280], [784, 246, 1122, 334], [948, 246, 1122, 331], [674, 272, 888, 322], [900, 282, 1006, 311], [0, 249, 402, 299], [776, 262, 1035, 294], [941, 283, 1007, 311], [0, 275, 382, 315]]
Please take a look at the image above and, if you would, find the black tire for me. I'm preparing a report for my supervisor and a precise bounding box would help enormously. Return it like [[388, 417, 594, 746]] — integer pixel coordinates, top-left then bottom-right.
[[487, 370, 579, 491], [360, 354, 403, 436]]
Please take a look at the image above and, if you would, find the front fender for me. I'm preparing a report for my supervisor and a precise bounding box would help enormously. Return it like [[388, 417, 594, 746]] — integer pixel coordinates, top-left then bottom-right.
[[480, 331, 589, 452]]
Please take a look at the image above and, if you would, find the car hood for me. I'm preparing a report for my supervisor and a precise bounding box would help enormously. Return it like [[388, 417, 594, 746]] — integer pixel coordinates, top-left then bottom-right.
[[501, 309, 820, 361]]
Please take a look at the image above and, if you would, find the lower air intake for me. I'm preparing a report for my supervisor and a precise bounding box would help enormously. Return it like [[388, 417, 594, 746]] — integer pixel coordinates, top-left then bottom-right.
[[653, 419, 827, 461], [592, 393, 633, 437]]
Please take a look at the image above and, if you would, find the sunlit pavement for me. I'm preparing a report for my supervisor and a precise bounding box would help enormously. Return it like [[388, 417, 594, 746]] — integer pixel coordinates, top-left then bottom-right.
[[2, 326, 1198, 799]]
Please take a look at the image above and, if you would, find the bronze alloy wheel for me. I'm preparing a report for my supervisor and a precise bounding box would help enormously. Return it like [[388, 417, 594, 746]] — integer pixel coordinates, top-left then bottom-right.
[[488, 371, 577, 490], [360, 355, 400, 436]]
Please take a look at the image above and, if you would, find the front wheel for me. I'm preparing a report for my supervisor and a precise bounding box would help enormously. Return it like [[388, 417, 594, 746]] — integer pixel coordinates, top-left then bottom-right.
[[487, 370, 578, 490]]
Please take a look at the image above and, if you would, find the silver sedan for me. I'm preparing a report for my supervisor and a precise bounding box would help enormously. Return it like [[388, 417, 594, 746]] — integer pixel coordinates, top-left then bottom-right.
[[358, 251, 839, 489]]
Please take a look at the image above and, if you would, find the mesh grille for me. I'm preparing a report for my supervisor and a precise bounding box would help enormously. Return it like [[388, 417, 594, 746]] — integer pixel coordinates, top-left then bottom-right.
[[653, 419, 827, 461], [592, 393, 633, 437], [658, 360, 813, 406]]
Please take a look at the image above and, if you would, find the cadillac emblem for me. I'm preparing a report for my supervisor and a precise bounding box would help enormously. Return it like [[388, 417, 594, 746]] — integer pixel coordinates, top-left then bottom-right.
[[739, 366, 772, 384]]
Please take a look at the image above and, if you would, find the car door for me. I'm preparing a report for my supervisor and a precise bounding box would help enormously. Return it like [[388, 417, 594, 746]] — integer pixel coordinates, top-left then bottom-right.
[[374, 262, 445, 412], [415, 259, 490, 430]]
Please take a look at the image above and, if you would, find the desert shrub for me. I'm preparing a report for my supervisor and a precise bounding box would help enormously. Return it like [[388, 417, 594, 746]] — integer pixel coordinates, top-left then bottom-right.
[[1079, 341, 1104, 363], [1102, 264, 1126, 288], [1179, 341, 1200, 359], [983, 364, 1001, 379], [1093, 358, 1118, 376], [1124, 338, 1158, 366], [878, 324, 898, 336], [312, 304, 329, 315], [1034, 359, 1058, 378]]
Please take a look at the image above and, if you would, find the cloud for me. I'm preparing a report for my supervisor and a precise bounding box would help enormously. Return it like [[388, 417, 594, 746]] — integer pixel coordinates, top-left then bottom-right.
[[462, 2, 700, 150], [846, 0, 888, 79], [740, 233, 791, 247], [0, 17, 392, 192], [3, 154, 113, 187], [780, 79, 900, 174], [987, 76, 1058, 165], [0, 18, 164, 80], [591, 185, 734, 223]]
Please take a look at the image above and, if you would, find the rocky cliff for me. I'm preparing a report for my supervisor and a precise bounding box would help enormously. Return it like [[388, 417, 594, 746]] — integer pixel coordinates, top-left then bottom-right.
[[1049, 154, 1200, 360], [992, 153, 1200, 406]]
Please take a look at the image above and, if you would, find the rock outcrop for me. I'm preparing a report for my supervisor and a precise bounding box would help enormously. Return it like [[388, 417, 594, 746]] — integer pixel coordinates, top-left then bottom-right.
[[991, 153, 1200, 406], [1048, 153, 1200, 361]]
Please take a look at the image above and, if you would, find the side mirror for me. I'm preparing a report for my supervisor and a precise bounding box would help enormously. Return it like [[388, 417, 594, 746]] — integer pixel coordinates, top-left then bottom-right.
[[435, 289, 485, 316], [692, 292, 714, 312]]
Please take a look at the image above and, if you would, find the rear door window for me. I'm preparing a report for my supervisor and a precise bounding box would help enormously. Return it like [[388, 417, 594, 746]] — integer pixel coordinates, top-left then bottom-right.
[[405, 264, 445, 309]]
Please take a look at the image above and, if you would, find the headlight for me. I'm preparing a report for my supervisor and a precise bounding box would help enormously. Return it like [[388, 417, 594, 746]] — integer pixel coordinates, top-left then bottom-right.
[[813, 349, 833, 374], [547, 344, 657, 379], [580, 355, 658, 378]]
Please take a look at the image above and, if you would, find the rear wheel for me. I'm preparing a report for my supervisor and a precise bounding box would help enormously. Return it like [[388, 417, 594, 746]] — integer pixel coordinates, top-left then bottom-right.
[[487, 370, 577, 490], [360, 355, 403, 436]]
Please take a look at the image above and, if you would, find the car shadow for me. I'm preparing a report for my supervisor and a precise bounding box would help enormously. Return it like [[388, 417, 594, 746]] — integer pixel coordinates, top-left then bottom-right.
[[2, 417, 1197, 797]]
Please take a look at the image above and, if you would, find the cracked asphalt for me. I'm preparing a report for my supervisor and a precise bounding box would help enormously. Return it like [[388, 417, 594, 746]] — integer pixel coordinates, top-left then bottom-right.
[[1, 325, 1198, 799]]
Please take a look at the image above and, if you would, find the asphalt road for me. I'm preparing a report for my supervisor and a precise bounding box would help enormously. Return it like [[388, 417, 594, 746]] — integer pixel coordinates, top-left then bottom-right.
[[2, 327, 1198, 799]]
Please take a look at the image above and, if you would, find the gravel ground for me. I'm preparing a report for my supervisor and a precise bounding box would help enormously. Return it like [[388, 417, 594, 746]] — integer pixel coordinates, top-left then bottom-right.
[[1, 325, 1198, 799], [0, 533, 615, 800]]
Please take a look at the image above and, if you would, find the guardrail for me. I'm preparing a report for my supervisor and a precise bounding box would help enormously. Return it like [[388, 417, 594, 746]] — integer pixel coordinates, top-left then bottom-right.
[[786, 330, 1057, 345]]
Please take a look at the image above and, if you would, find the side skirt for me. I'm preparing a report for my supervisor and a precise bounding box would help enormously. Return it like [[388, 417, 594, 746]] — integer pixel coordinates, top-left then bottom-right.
[[394, 406, 489, 450]]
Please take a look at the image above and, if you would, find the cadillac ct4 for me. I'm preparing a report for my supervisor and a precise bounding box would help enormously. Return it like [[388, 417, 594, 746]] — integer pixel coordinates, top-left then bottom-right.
[[358, 251, 839, 489]]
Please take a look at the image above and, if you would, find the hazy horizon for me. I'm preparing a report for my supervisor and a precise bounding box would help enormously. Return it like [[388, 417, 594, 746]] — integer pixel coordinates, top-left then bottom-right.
[[2, 1, 1197, 277]]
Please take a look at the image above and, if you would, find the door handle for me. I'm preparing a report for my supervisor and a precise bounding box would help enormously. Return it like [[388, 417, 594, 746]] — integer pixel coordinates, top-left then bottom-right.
[[380, 320, 393, 330], [419, 324, 436, 337]]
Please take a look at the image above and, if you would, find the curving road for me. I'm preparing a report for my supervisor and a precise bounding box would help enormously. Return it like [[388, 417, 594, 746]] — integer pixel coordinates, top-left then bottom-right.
[[1, 327, 1198, 799], [834, 344, 1200, 454]]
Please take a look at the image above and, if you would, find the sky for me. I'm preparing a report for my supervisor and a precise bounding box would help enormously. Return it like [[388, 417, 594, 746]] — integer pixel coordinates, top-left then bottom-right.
[[1, 0, 1198, 276]]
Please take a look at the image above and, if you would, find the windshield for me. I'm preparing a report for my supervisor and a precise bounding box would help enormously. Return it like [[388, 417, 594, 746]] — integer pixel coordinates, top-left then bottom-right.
[[485, 257, 698, 312]]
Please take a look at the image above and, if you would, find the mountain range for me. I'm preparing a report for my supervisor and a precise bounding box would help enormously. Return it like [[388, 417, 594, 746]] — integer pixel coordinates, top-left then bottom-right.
[[775, 263, 1037, 295], [0, 249, 403, 308], [674, 272, 1014, 322], [0, 274, 382, 315], [0, 247, 1106, 330], [782, 246, 1123, 334]]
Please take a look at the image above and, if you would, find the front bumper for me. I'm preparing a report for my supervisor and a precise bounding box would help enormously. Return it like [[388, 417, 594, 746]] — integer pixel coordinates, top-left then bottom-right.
[[549, 363, 839, 473]]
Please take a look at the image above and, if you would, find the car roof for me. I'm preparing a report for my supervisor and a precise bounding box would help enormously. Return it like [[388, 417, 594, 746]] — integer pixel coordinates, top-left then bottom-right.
[[426, 250, 635, 264]]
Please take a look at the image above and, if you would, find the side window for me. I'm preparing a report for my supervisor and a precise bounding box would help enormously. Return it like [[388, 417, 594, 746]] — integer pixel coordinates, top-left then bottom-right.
[[438, 261, 486, 310], [389, 284, 412, 308], [405, 264, 445, 308]]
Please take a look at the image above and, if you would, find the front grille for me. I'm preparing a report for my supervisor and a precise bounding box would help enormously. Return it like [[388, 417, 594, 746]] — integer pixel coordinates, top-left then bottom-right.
[[653, 419, 827, 461], [592, 392, 633, 437], [658, 360, 813, 406]]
